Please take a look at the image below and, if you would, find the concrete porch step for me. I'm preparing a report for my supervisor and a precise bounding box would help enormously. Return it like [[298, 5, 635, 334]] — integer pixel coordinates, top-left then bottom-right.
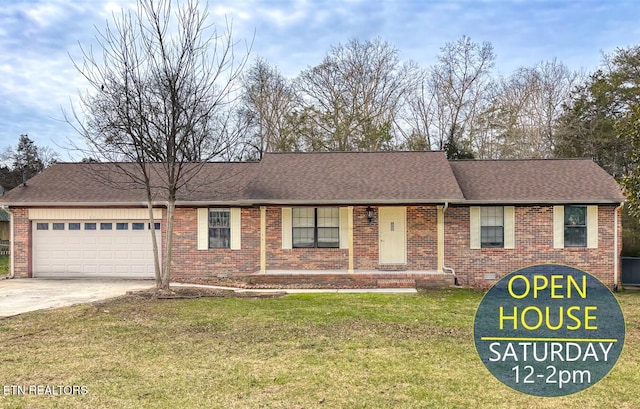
[[376, 278, 416, 288], [230, 271, 455, 289]]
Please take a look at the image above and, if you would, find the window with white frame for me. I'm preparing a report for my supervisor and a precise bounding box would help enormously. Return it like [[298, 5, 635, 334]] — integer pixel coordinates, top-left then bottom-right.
[[292, 207, 339, 248], [209, 209, 230, 248], [480, 207, 504, 248], [564, 205, 587, 247]]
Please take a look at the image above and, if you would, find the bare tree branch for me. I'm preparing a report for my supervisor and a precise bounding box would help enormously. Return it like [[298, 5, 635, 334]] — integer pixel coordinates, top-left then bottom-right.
[[65, 0, 251, 289]]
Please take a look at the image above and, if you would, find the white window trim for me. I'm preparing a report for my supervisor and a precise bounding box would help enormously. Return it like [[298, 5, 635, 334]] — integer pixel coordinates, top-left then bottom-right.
[[553, 206, 564, 249], [470, 206, 515, 249], [282, 207, 349, 250], [339, 207, 349, 250], [554, 205, 598, 249], [504, 206, 515, 249], [197, 208, 208, 250], [282, 208, 292, 249], [197, 208, 241, 250], [470, 207, 481, 249], [587, 206, 598, 248]]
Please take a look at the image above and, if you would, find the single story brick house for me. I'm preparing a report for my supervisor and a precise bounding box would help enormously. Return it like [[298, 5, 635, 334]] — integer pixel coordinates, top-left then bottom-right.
[[0, 151, 626, 289]]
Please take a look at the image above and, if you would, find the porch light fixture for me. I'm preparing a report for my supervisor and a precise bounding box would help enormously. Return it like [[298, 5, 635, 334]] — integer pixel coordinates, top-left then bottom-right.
[[366, 206, 375, 225]]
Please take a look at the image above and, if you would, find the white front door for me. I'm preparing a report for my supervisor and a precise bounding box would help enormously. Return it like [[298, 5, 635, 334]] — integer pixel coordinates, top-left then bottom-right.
[[378, 207, 406, 264]]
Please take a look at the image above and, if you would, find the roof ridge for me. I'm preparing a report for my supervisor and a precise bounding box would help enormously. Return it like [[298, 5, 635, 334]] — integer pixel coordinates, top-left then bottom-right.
[[50, 161, 259, 165], [262, 150, 446, 155], [450, 157, 594, 162]]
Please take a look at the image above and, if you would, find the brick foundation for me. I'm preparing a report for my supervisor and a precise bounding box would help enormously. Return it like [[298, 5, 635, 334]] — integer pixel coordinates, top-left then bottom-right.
[[219, 272, 454, 289]]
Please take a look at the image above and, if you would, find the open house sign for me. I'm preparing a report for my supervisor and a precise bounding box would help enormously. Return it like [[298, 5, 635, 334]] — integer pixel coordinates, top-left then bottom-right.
[[473, 264, 625, 397]]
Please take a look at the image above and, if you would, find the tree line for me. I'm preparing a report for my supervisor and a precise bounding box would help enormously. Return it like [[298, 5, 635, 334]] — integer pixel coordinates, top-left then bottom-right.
[[236, 37, 640, 190], [237, 36, 584, 161]]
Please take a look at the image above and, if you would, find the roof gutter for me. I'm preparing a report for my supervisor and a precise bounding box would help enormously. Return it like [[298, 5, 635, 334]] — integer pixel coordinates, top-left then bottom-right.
[[1, 198, 624, 207], [458, 199, 625, 205], [0, 198, 468, 207], [176, 198, 468, 206], [0, 201, 159, 208]]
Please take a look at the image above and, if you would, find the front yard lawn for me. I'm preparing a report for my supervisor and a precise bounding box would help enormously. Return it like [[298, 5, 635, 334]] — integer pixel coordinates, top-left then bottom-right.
[[0, 255, 8, 277], [0, 289, 639, 408]]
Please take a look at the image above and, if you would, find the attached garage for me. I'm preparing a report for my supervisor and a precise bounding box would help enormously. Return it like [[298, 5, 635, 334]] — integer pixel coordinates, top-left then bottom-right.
[[29, 209, 161, 279]]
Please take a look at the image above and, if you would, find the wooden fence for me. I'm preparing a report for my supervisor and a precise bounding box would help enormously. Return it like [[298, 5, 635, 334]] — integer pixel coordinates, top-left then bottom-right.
[[0, 240, 9, 256], [622, 257, 640, 287]]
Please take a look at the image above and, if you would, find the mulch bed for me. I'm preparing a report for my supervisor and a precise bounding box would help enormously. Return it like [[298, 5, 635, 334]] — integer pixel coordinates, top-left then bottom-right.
[[173, 277, 381, 290]]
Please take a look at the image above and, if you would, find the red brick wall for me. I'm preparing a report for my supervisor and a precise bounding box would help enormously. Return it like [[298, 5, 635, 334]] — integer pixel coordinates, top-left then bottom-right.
[[9, 204, 622, 289], [444, 205, 621, 288], [10, 207, 30, 278], [265, 207, 349, 270], [171, 207, 260, 281], [172, 205, 438, 273], [407, 206, 438, 270], [353, 206, 438, 271], [353, 205, 378, 269]]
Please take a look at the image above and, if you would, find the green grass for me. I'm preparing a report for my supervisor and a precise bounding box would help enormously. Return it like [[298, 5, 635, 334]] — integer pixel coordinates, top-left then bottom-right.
[[0, 255, 8, 276], [0, 289, 639, 408]]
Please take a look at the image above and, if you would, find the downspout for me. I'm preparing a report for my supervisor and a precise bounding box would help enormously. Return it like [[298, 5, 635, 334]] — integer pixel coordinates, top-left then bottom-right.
[[3, 206, 14, 279], [613, 204, 622, 292], [441, 201, 458, 286]]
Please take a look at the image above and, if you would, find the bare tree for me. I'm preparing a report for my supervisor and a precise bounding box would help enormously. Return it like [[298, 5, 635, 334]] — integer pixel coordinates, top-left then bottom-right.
[[407, 36, 495, 157], [403, 70, 436, 150], [239, 57, 301, 158], [67, 0, 250, 290], [481, 59, 581, 158], [295, 38, 418, 151]]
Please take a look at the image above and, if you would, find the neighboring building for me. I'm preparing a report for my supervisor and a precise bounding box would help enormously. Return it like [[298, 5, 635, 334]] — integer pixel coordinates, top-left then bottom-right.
[[0, 151, 626, 289], [0, 208, 9, 241]]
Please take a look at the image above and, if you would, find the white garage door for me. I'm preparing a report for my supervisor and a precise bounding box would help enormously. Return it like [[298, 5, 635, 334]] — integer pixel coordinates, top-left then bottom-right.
[[32, 221, 161, 278]]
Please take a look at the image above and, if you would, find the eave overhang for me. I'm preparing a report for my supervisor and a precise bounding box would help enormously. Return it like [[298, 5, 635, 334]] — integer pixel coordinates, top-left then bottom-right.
[[1, 198, 625, 208]]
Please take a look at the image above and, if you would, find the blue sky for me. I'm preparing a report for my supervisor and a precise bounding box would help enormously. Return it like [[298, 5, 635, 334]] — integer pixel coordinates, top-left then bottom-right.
[[1, 0, 639, 160]]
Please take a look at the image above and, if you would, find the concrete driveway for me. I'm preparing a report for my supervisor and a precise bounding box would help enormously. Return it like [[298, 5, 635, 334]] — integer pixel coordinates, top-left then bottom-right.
[[0, 279, 154, 318]]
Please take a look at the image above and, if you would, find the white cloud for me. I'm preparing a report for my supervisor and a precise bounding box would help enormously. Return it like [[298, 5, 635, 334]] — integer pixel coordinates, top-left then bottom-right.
[[261, 8, 305, 27], [259, 0, 311, 28], [24, 3, 65, 28], [211, 4, 253, 21], [103, 1, 135, 13]]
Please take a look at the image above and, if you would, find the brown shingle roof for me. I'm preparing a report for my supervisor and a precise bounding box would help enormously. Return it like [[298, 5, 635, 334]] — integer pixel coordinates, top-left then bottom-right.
[[0, 163, 150, 205], [0, 152, 626, 206], [0, 162, 259, 205], [249, 151, 464, 203], [449, 158, 626, 203]]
